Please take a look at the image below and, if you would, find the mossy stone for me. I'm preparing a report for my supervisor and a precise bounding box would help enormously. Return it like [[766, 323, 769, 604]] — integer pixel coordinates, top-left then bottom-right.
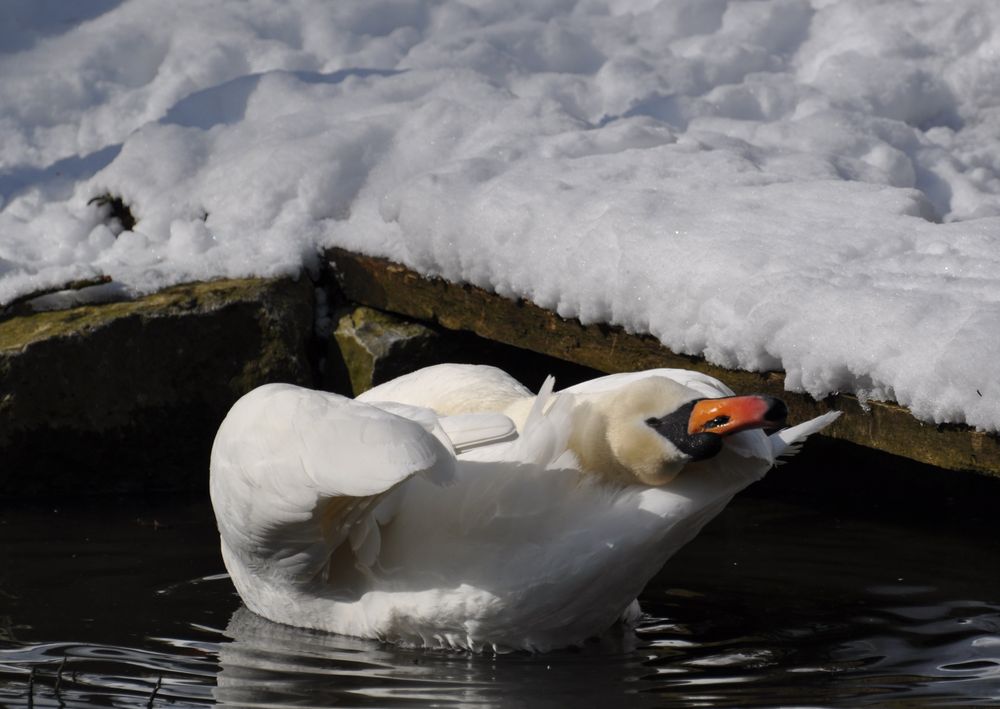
[[0, 276, 315, 496], [328, 306, 440, 396]]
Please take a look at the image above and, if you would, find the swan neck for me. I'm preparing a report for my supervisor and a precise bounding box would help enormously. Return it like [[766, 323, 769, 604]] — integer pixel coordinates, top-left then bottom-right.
[[566, 398, 635, 485]]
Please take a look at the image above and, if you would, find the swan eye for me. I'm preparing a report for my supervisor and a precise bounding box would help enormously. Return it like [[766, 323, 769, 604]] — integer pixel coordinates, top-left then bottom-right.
[[702, 415, 730, 430]]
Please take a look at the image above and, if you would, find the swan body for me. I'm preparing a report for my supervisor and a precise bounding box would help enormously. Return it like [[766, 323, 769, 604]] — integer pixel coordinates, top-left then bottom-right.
[[211, 365, 839, 652]]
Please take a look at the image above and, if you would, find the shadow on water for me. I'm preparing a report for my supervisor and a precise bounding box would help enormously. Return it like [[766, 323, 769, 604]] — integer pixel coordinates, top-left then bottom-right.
[[1, 484, 998, 707]]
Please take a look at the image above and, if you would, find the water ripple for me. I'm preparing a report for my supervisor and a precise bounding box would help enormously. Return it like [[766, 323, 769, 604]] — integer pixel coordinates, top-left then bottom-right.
[[1, 496, 999, 707]]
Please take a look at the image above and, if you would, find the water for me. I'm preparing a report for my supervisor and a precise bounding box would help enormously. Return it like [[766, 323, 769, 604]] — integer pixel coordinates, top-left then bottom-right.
[[1, 493, 998, 708]]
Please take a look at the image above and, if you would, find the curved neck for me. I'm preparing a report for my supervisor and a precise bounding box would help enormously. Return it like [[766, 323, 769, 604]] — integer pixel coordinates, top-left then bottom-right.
[[565, 399, 637, 485]]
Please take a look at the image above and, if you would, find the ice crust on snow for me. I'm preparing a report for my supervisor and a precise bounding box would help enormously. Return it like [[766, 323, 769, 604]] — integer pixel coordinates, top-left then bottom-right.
[[1, 0, 999, 429]]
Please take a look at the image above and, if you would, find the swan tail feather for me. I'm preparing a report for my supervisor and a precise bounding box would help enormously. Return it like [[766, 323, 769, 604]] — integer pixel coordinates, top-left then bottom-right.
[[769, 410, 841, 462]]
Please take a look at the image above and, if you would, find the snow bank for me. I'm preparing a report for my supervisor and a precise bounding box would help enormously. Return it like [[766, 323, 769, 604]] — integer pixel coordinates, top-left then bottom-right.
[[2, 0, 999, 429]]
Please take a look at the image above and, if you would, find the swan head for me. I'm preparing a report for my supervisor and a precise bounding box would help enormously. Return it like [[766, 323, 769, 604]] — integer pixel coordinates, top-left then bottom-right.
[[594, 377, 787, 486]]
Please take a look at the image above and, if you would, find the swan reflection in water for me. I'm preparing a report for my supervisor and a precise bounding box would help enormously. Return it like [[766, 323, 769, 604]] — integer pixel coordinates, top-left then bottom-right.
[[214, 606, 659, 708]]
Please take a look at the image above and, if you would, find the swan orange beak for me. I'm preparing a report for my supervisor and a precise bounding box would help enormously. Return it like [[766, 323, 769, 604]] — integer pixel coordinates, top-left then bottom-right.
[[687, 395, 787, 436]]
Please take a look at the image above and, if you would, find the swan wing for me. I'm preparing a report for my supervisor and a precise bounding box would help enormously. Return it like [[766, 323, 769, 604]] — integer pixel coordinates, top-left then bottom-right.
[[210, 383, 454, 581], [357, 363, 532, 414], [440, 413, 519, 451], [368, 399, 518, 453]]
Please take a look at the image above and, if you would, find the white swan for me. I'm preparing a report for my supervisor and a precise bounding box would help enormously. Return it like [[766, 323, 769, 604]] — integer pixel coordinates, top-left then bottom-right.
[[210, 364, 839, 652]]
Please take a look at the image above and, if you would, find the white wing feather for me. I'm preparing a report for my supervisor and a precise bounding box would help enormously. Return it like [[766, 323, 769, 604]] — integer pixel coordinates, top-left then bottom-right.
[[368, 399, 518, 454], [210, 383, 454, 580], [439, 413, 519, 452], [358, 363, 532, 414]]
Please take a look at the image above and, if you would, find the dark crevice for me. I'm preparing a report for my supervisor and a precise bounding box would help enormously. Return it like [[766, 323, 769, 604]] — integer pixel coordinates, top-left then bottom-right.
[[88, 192, 137, 232]]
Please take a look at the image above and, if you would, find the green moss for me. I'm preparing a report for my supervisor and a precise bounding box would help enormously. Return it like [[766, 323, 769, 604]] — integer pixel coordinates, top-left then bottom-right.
[[0, 278, 290, 351], [329, 306, 440, 396]]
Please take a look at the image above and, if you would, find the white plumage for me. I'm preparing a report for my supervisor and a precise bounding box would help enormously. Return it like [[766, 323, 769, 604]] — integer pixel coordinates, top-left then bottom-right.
[[210, 364, 839, 652]]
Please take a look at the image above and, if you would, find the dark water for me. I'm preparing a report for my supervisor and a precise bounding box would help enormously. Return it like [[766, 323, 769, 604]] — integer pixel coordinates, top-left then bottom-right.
[[1, 492, 998, 708]]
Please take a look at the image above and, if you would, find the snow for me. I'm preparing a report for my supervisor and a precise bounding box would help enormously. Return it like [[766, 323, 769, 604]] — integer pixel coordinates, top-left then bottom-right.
[[2, 0, 999, 430]]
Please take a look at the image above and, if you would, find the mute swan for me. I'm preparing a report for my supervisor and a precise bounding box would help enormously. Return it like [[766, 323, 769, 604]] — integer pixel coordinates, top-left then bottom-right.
[[211, 365, 838, 652]]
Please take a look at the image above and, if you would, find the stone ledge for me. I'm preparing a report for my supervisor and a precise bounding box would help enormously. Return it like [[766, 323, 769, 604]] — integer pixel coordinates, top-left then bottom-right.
[[326, 247, 1000, 478], [0, 276, 315, 496], [327, 305, 442, 396]]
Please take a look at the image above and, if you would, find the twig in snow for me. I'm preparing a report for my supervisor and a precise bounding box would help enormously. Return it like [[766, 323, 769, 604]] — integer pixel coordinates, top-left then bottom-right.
[[87, 193, 136, 231]]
